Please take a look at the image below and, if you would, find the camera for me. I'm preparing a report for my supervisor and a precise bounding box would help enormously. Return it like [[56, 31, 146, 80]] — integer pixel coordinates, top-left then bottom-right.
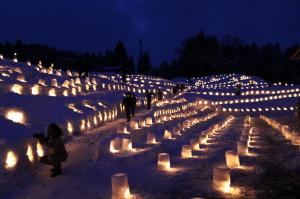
[[33, 133, 44, 139]]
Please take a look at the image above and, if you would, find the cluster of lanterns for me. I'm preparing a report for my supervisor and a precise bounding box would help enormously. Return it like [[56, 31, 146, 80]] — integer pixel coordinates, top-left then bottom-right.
[[260, 115, 300, 148]]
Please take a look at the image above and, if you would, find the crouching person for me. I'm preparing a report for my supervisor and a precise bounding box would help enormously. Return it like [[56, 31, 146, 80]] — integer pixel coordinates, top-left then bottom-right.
[[34, 123, 68, 177]]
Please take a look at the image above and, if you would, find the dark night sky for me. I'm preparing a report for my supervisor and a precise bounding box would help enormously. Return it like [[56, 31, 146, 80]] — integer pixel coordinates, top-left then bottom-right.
[[1, 0, 300, 65]]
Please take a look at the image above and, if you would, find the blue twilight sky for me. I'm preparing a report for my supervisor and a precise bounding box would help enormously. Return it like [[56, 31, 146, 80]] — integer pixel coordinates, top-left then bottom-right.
[[1, 0, 300, 65]]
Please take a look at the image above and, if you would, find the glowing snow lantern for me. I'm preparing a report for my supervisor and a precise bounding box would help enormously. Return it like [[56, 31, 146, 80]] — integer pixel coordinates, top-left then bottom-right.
[[110, 138, 122, 153], [199, 134, 207, 144], [62, 80, 70, 88], [80, 120, 86, 131], [67, 122, 73, 135], [51, 79, 59, 87], [5, 150, 18, 169], [237, 141, 248, 155], [36, 142, 44, 157], [225, 151, 240, 169], [72, 88, 77, 95], [10, 84, 23, 94], [157, 153, 171, 170], [26, 145, 34, 162], [164, 130, 172, 140], [31, 84, 40, 95], [75, 77, 81, 85], [213, 165, 231, 192], [122, 138, 132, 152], [38, 79, 46, 86], [111, 173, 133, 199], [48, 88, 56, 96], [17, 75, 26, 82], [63, 90, 68, 96], [0, 54, 3, 59], [181, 145, 192, 158], [5, 109, 25, 124], [190, 139, 200, 150], [147, 132, 156, 144]]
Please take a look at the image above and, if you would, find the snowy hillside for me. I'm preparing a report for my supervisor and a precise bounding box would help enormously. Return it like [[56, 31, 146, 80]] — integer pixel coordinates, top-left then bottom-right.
[[0, 56, 300, 199]]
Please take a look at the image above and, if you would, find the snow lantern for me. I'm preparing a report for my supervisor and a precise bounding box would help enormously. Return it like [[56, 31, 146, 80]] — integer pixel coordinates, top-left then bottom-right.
[[67, 122, 73, 135], [213, 165, 231, 192], [26, 145, 34, 162], [225, 151, 240, 169], [63, 90, 68, 96], [181, 145, 192, 158], [31, 84, 40, 95], [146, 132, 156, 144], [17, 75, 26, 82], [5, 109, 25, 124], [110, 138, 122, 153], [199, 134, 207, 144], [164, 130, 172, 140], [36, 142, 44, 157], [5, 150, 18, 169], [51, 79, 59, 87], [10, 84, 23, 94], [48, 88, 56, 96], [122, 138, 132, 152], [190, 138, 200, 150], [145, 117, 153, 125], [62, 80, 70, 88], [38, 79, 46, 86], [111, 173, 133, 199], [157, 153, 171, 170]]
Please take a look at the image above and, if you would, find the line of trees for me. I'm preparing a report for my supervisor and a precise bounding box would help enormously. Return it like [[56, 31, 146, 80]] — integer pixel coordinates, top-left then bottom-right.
[[0, 40, 152, 75], [1, 32, 300, 83], [153, 32, 300, 83]]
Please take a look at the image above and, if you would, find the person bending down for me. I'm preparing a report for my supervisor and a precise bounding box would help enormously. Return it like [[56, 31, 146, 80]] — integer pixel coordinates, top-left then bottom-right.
[[34, 123, 68, 177]]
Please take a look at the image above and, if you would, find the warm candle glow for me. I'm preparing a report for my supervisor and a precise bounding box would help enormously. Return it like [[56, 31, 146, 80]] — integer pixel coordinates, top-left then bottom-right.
[[157, 153, 171, 170], [5, 150, 18, 169]]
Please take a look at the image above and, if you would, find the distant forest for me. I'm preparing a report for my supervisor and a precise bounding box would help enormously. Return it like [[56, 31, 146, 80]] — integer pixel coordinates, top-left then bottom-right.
[[0, 31, 299, 83]]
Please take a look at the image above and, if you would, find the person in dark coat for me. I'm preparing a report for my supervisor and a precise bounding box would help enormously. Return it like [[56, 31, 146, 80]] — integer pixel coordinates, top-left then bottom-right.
[[37, 123, 68, 177], [131, 93, 137, 117], [122, 73, 126, 84], [122, 92, 133, 122], [157, 89, 163, 101], [146, 90, 152, 110], [297, 100, 300, 127]]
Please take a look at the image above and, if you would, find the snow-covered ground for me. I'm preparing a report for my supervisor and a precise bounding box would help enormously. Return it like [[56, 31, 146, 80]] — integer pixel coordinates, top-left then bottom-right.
[[0, 57, 300, 199]]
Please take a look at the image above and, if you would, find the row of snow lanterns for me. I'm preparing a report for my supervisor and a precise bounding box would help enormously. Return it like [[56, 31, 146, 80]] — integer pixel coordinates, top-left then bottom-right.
[[213, 116, 260, 194], [199, 88, 300, 97], [76, 108, 118, 133], [260, 115, 300, 148], [158, 112, 219, 172], [4, 139, 48, 170], [110, 108, 207, 154], [220, 106, 296, 113], [212, 93, 300, 106]]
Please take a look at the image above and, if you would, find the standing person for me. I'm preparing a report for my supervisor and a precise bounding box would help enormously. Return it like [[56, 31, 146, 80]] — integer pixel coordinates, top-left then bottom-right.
[[157, 89, 163, 101], [297, 100, 300, 127], [122, 92, 133, 122], [172, 86, 177, 97], [34, 123, 68, 177], [131, 93, 137, 117], [146, 90, 152, 110], [122, 73, 126, 84]]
